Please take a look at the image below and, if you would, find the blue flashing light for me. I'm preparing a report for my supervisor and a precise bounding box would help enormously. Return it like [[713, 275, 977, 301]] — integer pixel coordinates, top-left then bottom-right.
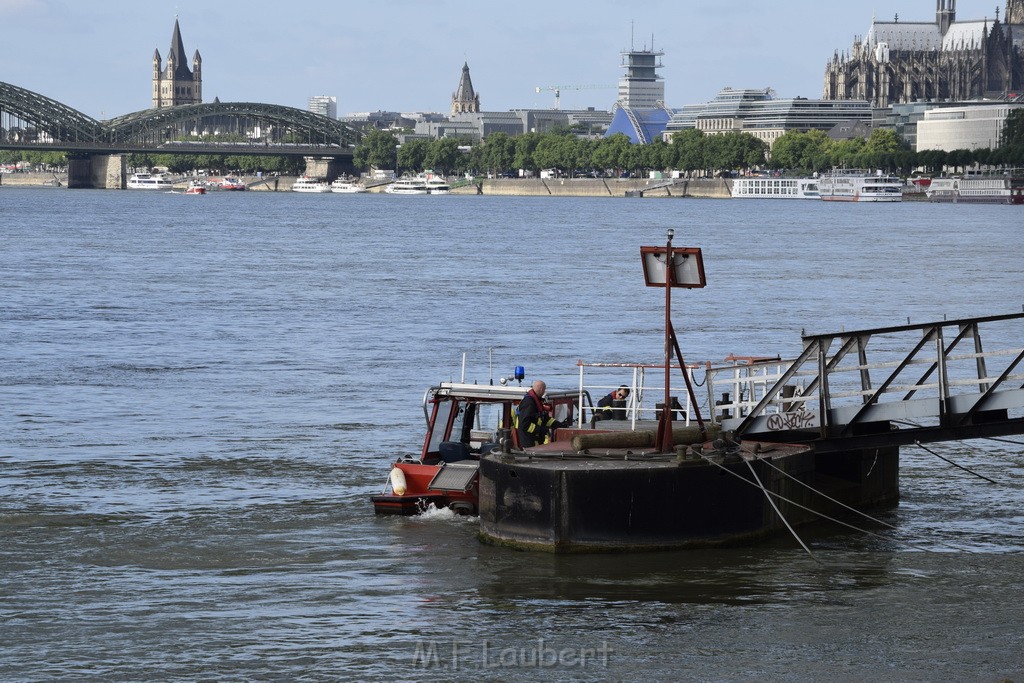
[[514, 366, 525, 381]]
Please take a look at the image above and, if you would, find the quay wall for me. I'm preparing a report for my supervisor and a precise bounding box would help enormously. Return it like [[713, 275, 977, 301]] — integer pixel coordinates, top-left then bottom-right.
[[1, 172, 729, 199], [467, 177, 730, 198]]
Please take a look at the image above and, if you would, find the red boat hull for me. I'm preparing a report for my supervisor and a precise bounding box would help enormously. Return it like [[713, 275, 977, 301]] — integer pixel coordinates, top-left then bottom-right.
[[371, 461, 478, 515]]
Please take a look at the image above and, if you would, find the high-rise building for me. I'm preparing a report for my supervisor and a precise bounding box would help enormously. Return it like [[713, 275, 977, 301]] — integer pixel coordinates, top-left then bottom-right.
[[308, 96, 338, 119], [606, 42, 673, 143], [152, 19, 202, 109]]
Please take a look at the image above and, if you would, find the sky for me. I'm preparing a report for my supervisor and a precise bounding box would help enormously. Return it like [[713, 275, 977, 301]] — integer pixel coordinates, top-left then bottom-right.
[[0, 0, 1010, 120]]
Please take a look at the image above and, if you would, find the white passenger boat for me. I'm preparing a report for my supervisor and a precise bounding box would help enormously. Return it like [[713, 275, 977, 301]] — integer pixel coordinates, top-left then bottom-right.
[[127, 172, 174, 190], [291, 176, 332, 193], [926, 173, 1024, 205], [330, 178, 368, 194], [817, 169, 903, 202], [385, 172, 450, 195], [424, 176, 451, 194], [385, 176, 428, 194], [730, 177, 819, 199]]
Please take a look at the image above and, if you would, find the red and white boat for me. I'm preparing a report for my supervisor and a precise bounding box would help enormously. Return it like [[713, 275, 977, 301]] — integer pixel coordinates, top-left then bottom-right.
[[184, 183, 206, 195], [218, 176, 246, 191], [371, 377, 580, 515]]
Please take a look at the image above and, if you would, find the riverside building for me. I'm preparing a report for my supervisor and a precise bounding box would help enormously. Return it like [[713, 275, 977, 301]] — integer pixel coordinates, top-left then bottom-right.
[[662, 87, 871, 149]]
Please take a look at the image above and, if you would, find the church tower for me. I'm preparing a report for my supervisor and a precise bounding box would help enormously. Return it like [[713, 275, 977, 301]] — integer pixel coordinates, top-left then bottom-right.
[[1007, 0, 1024, 24], [451, 62, 480, 115], [152, 18, 202, 108], [936, 0, 956, 35]]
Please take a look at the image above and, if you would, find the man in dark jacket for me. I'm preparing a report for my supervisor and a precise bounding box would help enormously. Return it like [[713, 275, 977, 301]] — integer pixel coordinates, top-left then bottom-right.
[[592, 385, 630, 425], [517, 380, 556, 447]]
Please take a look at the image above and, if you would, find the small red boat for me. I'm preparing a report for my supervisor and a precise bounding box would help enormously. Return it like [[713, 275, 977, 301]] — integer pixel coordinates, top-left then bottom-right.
[[219, 176, 246, 191], [184, 183, 206, 195], [371, 377, 581, 515]]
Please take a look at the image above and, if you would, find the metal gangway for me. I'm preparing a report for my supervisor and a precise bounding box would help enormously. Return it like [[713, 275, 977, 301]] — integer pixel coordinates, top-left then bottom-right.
[[577, 312, 1024, 452]]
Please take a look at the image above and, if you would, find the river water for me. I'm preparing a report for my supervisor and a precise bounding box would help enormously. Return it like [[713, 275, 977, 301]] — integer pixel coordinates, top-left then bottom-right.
[[1, 187, 1022, 681]]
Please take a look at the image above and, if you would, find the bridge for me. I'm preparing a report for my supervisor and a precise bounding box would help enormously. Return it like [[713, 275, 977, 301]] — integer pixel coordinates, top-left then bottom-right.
[[0, 81, 363, 187]]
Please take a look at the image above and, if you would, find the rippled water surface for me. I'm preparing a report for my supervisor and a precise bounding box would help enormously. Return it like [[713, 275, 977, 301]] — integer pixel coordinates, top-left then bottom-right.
[[1, 187, 1022, 681]]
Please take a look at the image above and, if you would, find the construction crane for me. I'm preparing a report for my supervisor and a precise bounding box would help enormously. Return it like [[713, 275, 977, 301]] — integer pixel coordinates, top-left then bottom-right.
[[534, 84, 616, 110]]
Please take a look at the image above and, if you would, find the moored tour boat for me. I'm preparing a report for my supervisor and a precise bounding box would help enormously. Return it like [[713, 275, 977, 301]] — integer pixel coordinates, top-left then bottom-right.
[[926, 172, 1024, 204], [730, 176, 820, 199], [385, 171, 450, 195], [291, 176, 332, 193], [127, 172, 174, 190], [818, 169, 903, 202], [330, 178, 368, 193], [385, 176, 428, 195]]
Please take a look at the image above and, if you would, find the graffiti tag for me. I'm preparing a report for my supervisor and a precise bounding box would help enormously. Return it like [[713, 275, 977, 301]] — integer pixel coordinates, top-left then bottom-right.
[[766, 411, 817, 431]]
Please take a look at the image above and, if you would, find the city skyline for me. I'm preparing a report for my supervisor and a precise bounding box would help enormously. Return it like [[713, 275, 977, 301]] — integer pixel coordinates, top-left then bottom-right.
[[0, 0, 1011, 120]]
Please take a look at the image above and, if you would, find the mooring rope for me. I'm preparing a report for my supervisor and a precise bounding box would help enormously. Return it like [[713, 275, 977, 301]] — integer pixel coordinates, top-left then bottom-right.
[[742, 456, 821, 564], [983, 436, 1024, 448], [700, 452, 952, 554], [912, 440, 1001, 485], [752, 448, 899, 532], [748, 446, 970, 554]]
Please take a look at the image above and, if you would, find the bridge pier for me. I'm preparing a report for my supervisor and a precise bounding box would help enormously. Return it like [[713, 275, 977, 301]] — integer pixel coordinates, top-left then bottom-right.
[[66, 153, 126, 189], [303, 156, 353, 180]]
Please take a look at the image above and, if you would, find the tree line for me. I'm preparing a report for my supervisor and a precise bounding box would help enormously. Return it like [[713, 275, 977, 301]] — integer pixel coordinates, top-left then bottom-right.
[[4, 110, 1023, 176], [353, 110, 1024, 177]]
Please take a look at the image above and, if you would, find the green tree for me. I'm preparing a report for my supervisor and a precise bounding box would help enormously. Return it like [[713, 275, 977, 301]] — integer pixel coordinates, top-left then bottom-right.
[[424, 137, 462, 175], [480, 132, 515, 175], [396, 138, 430, 173], [593, 133, 633, 174], [865, 128, 905, 155], [669, 129, 706, 175], [513, 132, 542, 173], [770, 130, 829, 172], [353, 129, 398, 171]]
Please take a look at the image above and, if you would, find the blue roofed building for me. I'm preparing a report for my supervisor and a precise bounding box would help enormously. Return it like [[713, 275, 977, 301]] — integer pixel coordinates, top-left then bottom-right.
[[606, 44, 674, 143]]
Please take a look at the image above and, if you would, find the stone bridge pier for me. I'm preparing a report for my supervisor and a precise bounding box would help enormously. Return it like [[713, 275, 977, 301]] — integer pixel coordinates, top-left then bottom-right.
[[303, 156, 354, 180], [67, 154, 126, 189]]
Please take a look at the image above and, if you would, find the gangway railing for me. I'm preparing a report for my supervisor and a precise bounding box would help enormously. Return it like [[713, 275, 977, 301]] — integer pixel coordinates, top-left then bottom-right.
[[575, 361, 702, 430], [575, 357, 781, 430], [575, 313, 1024, 449], [727, 312, 1024, 446]]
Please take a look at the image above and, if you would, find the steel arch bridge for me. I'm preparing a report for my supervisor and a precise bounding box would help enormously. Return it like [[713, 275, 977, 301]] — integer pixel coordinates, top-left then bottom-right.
[[1, 81, 361, 150]]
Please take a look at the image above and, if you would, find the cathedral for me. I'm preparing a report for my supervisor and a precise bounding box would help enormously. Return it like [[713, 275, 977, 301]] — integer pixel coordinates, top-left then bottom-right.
[[823, 0, 1024, 107], [152, 19, 202, 108]]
